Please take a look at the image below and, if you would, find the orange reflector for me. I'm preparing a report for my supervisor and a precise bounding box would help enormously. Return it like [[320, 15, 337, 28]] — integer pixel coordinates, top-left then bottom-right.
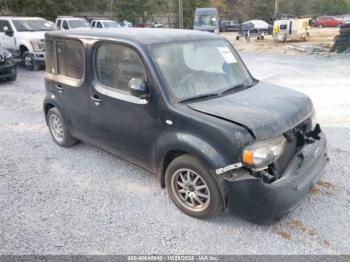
[[242, 151, 253, 165]]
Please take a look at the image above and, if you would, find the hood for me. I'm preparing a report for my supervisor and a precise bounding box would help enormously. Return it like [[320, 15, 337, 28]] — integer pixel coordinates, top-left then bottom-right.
[[16, 31, 46, 40], [193, 25, 217, 32], [187, 82, 313, 140]]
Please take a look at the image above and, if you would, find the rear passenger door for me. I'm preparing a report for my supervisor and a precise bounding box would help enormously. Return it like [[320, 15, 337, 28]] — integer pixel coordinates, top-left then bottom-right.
[[51, 39, 93, 140], [89, 42, 152, 165]]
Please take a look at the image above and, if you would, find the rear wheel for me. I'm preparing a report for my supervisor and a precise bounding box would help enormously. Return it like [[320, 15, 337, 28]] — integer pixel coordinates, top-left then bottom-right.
[[165, 154, 224, 219], [47, 108, 77, 147]]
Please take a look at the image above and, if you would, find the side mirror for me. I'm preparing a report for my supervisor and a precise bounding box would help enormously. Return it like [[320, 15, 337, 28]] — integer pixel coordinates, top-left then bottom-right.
[[128, 78, 149, 99], [3, 26, 13, 36]]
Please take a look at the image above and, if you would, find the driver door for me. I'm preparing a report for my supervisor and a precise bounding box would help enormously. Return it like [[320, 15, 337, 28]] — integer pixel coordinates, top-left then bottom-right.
[[0, 20, 16, 52]]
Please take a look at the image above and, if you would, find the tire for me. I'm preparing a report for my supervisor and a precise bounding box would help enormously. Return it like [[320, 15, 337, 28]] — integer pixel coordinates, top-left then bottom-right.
[[8, 74, 16, 81], [340, 23, 350, 29], [319, 24, 324, 28], [23, 52, 39, 71], [165, 154, 224, 219], [47, 107, 77, 147], [335, 37, 350, 45]]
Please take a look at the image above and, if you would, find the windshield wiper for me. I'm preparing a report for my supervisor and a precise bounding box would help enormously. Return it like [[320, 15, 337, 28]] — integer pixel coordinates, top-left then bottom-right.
[[180, 92, 220, 103], [218, 83, 253, 96]]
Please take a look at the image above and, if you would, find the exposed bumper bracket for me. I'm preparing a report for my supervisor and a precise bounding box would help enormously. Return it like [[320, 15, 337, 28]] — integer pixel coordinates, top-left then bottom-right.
[[216, 162, 243, 175]]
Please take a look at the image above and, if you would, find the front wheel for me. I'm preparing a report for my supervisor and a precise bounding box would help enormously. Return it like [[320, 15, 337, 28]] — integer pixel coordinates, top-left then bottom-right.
[[23, 52, 39, 71], [165, 154, 224, 219]]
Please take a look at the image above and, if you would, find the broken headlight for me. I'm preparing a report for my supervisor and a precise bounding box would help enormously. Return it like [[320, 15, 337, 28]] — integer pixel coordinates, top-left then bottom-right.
[[310, 112, 318, 130], [242, 136, 286, 169]]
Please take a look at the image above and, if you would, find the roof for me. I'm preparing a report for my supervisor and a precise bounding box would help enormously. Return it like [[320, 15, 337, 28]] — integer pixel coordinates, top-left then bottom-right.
[[0, 16, 44, 20], [46, 28, 222, 46]]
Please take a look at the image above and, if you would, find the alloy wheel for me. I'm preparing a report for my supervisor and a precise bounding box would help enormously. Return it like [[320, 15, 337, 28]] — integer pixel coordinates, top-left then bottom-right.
[[49, 114, 64, 142], [171, 168, 210, 212]]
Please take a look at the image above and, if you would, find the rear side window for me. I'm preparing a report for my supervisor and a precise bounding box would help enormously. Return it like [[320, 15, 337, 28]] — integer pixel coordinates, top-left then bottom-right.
[[56, 19, 62, 28], [97, 22, 103, 28], [95, 44, 146, 94], [56, 40, 84, 79], [45, 40, 55, 74]]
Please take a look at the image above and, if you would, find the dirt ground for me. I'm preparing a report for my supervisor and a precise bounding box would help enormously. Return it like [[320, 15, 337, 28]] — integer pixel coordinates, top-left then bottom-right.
[[222, 27, 339, 55]]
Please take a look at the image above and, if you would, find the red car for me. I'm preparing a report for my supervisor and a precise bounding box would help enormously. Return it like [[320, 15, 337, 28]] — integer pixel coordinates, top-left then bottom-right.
[[315, 16, 343, 27]]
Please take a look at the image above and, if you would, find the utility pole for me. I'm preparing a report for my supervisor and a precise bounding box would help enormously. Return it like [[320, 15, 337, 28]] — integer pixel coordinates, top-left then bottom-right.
[[178, 0, 183, 29], [274, 0, 279, 16]]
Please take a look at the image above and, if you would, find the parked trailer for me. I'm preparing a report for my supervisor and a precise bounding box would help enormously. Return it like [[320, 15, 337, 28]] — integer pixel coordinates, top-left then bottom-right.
[[273, 18, 310, 42]]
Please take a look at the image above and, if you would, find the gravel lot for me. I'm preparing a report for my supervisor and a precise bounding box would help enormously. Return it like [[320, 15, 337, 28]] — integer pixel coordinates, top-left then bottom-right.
[[0, 53, 349, 255]]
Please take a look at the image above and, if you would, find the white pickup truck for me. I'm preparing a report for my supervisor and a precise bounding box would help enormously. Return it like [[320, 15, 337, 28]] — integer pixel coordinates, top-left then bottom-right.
[[0, 16, 56, 70]]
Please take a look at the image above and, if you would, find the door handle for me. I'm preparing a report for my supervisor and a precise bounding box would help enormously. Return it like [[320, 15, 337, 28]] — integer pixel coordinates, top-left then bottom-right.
[[55, 84, 63, 93], [91, 95, 102, 106]]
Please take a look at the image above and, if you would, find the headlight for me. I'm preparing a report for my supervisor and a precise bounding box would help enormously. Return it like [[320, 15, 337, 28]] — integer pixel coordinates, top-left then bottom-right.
[[30, 40, 42, 52], [214, 29, 219, 34], [4, 50, 13, 60], [242, 136, 286, 169]]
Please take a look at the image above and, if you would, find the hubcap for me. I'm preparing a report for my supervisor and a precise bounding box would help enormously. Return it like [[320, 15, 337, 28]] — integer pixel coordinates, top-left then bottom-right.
[[49, 114, 64, 142], [24, 55, 33, 69], [171, 168, 210, 212]]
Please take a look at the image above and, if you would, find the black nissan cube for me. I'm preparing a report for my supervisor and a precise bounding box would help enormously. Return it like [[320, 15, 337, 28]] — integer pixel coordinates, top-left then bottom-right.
[[43, 29, 328, 224]]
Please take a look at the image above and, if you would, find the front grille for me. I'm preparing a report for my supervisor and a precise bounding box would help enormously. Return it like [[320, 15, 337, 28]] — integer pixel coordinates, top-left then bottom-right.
[[277, 119, 312, 172]]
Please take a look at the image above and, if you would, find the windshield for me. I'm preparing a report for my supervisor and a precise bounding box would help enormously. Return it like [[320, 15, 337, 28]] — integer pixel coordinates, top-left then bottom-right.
[[195, 14, 218, 26], [12, 19, 56, 32], [152, 39, 254, 101], [68, 20, 91, 29], [103, 21, 121, 28]]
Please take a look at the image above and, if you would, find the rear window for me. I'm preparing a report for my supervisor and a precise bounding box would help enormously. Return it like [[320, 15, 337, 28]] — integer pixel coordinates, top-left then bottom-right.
[[280, 24, 287, 30], [56, 40, 84, 79]]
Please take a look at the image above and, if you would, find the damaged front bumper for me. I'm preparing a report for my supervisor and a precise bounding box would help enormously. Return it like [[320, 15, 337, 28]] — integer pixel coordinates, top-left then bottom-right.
[[224, 132, 328, 225]]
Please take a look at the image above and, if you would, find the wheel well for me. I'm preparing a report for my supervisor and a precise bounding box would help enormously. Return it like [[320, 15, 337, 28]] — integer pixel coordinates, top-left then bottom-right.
[[44, 103, 55, 117], [19, 45, 28, 57], [160, 150, 187, 188]]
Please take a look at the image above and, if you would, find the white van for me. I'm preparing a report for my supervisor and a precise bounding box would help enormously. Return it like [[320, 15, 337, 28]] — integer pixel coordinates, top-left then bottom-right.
[[0, 16, 56, 70]]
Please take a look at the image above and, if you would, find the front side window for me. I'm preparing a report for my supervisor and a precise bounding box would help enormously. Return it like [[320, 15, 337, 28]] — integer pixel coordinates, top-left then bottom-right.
[[0, 20, 11, 32], [152, 39, 253, 101], [12, 19, 56, 32], [56, 40, 84, 79], [62, 20, 69, 30], [95, 44, 146, 94]]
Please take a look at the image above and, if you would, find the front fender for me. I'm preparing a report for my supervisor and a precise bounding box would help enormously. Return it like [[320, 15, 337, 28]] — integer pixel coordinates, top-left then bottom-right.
[[155, 131, 229, 175], [18, 40, 33, 52]]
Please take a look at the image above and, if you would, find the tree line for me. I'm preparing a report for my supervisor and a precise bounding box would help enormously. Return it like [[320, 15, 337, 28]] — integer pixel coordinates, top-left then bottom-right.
[[1, 0, 350, 28]]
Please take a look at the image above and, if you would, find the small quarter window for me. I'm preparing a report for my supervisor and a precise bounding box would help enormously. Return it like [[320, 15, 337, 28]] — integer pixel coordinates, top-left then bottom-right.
[[45, 40, 55, 74], [95, 44, 146, 94]]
